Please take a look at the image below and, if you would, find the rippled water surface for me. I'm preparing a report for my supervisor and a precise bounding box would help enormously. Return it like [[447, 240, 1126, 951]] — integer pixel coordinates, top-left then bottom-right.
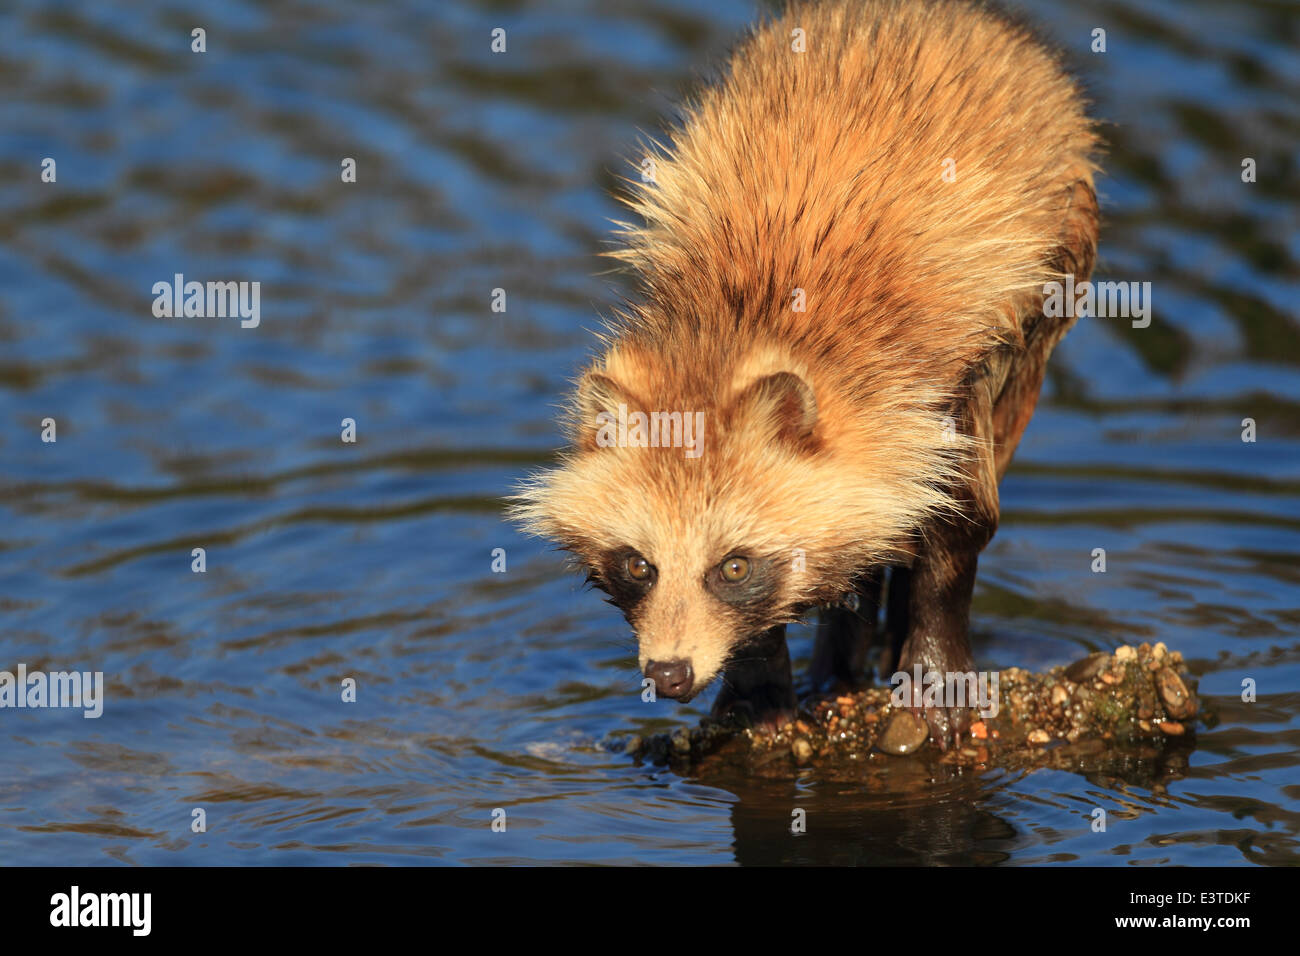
[[1, 0, 1297, 865]]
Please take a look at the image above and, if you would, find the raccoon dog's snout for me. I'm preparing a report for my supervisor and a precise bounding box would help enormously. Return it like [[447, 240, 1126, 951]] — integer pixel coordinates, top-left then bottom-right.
[[645, 659, 695, 700]]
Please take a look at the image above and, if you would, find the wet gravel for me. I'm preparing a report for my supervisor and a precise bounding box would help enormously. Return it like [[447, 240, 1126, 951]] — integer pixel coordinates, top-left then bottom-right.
[[620, 642, 1205, 777]]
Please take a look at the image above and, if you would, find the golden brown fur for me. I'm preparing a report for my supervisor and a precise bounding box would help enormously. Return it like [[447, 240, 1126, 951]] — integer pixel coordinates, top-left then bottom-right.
[[512, 0, 1100, 740]]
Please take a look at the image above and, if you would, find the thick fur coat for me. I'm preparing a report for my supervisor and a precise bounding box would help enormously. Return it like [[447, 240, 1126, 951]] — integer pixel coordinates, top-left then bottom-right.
[[513, 0, 1100, 742]]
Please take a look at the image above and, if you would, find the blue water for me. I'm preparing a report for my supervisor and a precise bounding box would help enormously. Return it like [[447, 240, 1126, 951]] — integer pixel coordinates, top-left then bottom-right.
[[0, 0, 1296, 865]]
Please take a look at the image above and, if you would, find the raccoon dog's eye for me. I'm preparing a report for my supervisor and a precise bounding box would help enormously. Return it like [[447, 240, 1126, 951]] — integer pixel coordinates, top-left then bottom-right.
[[625, 553, 653, 582], [719, 555, 751, 583]]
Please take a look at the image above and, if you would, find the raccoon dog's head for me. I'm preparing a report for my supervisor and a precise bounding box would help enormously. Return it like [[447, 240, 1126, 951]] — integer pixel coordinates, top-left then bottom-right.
[[511, 343, 961, 705]]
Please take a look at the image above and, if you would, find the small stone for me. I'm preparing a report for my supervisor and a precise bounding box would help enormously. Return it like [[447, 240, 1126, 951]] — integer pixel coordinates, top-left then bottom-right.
[[1156, 668, 1197, 719], [754, 746, 791, 767], [969, 720, 988, 739], [1115, 645, 1136, 662], [1028, 729, 1050, 744], [1153, 642, 1168, 660], [792, 737, 813, 763], [877, 711, 929, 755], [1101, 671, 1120, 685], [1159, 720, 1185, 736], [624, 735, 643, 755], [671, 729, 691, 754], [1051, 685, 1069, 706], [1064, 653, 1109, 682]]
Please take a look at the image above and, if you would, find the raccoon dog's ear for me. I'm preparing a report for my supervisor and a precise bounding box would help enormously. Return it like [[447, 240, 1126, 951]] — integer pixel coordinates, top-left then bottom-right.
[[572, 372, 641, 452], [728, 371, 818, 446]]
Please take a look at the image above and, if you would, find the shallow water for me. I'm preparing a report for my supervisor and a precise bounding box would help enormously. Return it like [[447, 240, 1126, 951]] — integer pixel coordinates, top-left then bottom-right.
[[0, 0, 1296, 866]]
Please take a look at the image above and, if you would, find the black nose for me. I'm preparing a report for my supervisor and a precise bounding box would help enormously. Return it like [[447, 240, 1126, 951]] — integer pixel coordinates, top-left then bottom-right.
[[645, 659, 694, 699]]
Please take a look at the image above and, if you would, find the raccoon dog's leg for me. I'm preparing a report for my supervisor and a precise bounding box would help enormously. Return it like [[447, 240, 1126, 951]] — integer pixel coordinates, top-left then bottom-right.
[[897, 377, 999, 748], [895, 174, 1096, 748], [811, 567, 883, 690], [883, 564, 912, 676], [711, 625, 796, 732]]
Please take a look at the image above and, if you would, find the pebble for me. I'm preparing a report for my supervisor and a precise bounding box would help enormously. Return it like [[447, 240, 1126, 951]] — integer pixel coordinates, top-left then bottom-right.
[[1065, 653, 1109, 682], [969, 720, 988, 740], [792, 737, 813, 763], [754, 747, 791, 766], [1051, 685, 1069, 706], [1153, 642, 1168, 660], [1115, 645, 1137, 662], [671, 729, 691, 754], [1159, 720, 1185, 736], [877, 711, 929, 755], [1028, 729, 1050, 744], [1156, 667, 1197, 719], [624, 735, 642, 755]]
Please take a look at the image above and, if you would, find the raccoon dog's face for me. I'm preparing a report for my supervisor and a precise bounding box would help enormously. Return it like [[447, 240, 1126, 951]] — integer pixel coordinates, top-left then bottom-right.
[[590, 541, 791, 702], [512, 343, 957, 705]]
